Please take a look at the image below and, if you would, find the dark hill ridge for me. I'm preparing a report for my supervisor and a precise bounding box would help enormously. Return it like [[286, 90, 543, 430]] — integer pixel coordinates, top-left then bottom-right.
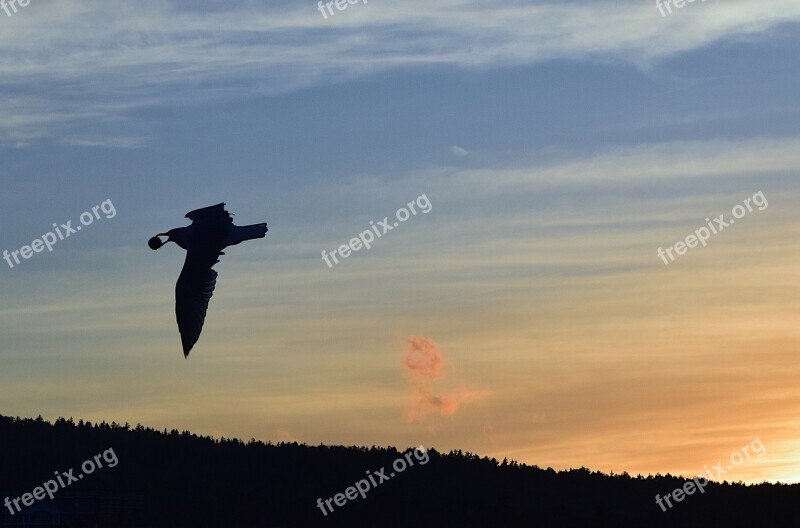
[[0, 415, 799, 527]]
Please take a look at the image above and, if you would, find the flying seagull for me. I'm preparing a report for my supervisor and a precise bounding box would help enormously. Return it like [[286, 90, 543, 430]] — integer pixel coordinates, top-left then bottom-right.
[[148, 203, 268, 357]]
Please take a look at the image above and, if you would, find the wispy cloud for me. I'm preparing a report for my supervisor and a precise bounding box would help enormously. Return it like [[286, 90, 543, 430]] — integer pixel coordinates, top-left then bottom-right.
[[276, 428, 299, 443], [61, 136, 148, 148], [450, 145, 469, 157], [1, 0, 799, 144]]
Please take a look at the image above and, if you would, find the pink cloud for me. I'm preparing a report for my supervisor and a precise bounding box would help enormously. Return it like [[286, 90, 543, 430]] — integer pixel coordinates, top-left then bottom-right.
[[404, 335, 445, 379], [402, 335, 488, 423], [276, 428, 298, 442]]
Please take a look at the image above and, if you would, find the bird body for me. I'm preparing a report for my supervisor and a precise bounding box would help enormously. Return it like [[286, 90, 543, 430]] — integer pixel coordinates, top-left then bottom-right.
[[149, 203, 268, 357]]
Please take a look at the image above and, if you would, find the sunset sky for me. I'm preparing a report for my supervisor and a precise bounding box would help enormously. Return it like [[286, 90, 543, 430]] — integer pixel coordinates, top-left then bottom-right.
[[2, 0, 800, 485]]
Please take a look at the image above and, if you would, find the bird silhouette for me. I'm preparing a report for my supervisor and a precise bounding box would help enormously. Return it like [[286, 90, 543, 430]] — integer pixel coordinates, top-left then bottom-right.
[[148, 203, 268, 357]]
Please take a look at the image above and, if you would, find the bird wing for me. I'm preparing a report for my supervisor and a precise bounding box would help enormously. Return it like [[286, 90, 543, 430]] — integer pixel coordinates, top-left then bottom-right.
[[185, 203, 233, 226], [175, 251, 219, 357]]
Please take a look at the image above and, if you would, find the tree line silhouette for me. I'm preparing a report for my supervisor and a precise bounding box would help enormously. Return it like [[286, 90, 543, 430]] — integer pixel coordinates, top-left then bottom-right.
[[1, 414, 799, 527]]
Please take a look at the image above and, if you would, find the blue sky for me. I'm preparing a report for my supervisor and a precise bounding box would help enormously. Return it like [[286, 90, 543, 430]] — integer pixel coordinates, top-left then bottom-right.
[[2, 0, 800, 482]]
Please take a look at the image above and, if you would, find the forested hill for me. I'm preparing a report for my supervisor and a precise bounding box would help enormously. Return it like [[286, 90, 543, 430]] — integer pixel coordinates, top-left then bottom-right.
[[0, 415, 798, 527]]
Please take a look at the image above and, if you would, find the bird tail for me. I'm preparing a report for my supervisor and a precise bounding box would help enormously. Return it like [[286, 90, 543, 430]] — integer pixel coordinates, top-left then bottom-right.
[[224, 223, 268, 247]]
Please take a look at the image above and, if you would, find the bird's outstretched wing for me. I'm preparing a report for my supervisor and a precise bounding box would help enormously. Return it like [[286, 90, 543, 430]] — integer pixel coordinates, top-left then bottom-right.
[[175, 251, 219, 357], [185, 203, 233, 226]]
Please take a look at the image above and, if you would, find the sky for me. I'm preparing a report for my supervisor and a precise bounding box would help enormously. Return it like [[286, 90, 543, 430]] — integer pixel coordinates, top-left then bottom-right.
[[1, 0, 800, 485]]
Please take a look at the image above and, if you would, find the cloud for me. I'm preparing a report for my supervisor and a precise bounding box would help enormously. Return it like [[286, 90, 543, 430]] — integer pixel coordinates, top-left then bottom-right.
[[404, 335, 446, 379], [403, 335, 488, 423], [276, 428, 298, 443], [2, 0, 799, 143], [61, 136, 148, 149], [451, 146, 469, 157], [406, 386, 489, 423]]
